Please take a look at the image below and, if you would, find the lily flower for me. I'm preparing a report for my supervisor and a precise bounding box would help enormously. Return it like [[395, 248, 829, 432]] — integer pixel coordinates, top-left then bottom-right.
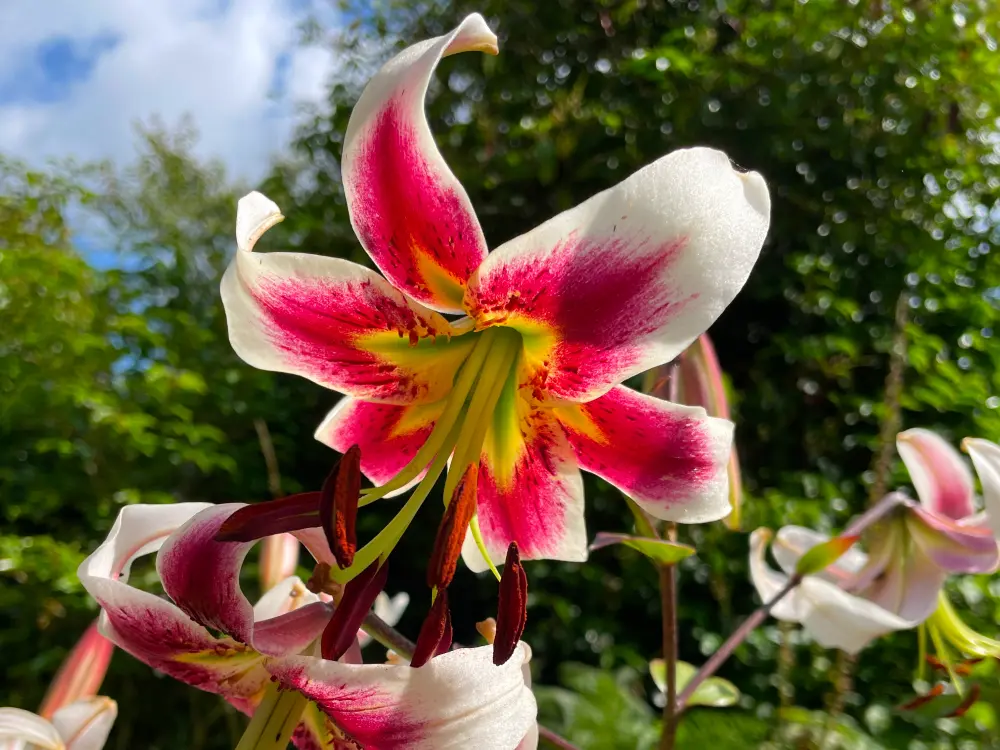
[[79, 503, 536, 749], [221, 13, 770, 572], [0, 697, 116, 750], [259, 533, 300, 592]]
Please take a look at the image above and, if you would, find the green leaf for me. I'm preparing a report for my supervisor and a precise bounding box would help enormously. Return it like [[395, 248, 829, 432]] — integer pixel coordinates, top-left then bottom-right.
[[649, 659, 740, 708], [589, 532, 695, 565], [795, 534, 860, 576]]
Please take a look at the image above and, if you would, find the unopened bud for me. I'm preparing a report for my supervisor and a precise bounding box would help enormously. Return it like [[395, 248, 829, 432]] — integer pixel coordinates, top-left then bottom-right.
[[38, 621, 114, 718]]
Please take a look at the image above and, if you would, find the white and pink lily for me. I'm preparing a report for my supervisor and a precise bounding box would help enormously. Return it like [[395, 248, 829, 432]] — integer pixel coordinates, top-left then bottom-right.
[[221, 13, 770, 572], [750, 430, 1000, 654], [0, 698, 116, 750], [78, 502, 536, 749]]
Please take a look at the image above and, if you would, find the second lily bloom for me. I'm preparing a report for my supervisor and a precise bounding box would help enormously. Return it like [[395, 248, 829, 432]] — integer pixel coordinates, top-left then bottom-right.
[[751, 429, 1000, 654], [221, 13, 770, 571]]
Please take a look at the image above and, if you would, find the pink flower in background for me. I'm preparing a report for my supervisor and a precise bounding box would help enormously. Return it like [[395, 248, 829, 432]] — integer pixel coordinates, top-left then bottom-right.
[[37, 620, 114, 721], [78, 503, 536, 749], [221, 13, 770, 572], [750, 429, 1000, 654]]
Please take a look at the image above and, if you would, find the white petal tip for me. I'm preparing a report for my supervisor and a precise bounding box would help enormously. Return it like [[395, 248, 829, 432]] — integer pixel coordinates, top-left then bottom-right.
[[236, 191, 284, 253], [737, 169, 770, 218], [447, 13, 499, 56]]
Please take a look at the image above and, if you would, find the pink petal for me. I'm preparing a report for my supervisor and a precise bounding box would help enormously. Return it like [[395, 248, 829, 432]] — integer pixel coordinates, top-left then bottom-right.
[[897, 428, 975, 519], [965, 438, 1000, 540], [464, 148, 770, 402], [461, 402, 587, 571], [343, 15, 496, 313], [315, 397, 445, 494], [905, 500, 1000, 574], [267, 644, 536, 750], [158, 504, 332, 656], [222, 193, 476, 404], [555, 386, 733, 523], [77, 504, 270, 698]]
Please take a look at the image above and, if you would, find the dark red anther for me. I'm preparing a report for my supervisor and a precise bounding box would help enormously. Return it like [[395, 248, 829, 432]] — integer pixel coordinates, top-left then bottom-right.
[[410, 590, 453, 668], [897, 683, 945, 711], [493, 542, 527, 666], [426, 465, 478, 589], [944, 683, 981, 718], [215, 491, 322, 542], [320, 445, 361, 569], [320, 559, 388, 662]]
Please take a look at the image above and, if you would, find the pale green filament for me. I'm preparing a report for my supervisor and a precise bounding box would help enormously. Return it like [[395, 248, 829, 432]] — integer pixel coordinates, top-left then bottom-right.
[[469, 514, 501, 581], [235, 681, 308, 750], [335, 326, 522, 586], [360, 328, 498, 505]]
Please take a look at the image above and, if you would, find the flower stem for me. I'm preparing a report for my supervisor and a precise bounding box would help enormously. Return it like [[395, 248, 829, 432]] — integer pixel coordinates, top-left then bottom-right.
[[360, 610, 416, 657], [675, 573, 802, 714], [659, 523, 679, 750], [538, 725, 583, 750]]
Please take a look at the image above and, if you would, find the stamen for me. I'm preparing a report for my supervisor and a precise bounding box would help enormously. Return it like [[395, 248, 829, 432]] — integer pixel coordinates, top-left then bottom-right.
[[426, 465, 478, 589], [441, 328, 520, 503], [360, 328, 498, 504], [493, 542, 528, 666], [320, 559, 388, 661], [320, 445, 361, 568], [235, 681, 308, 750], [410, 590, 453, 668], [216, 491, 322, 542]]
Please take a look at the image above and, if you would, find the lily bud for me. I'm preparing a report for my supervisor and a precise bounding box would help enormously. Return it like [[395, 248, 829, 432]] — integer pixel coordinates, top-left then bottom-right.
[[411, 590, 453, 668], [648, 334, 744, 528], [427, 465, 478, 589], [320, 445, 362, 569], [259, 533, 300, 592], [320, 559, 388, 661], [493, 543, 527, 666], [38, 620, 114, 719]]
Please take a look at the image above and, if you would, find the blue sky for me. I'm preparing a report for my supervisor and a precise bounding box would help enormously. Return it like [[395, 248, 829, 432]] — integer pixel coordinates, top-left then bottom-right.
[[0, 0, 341, 182]]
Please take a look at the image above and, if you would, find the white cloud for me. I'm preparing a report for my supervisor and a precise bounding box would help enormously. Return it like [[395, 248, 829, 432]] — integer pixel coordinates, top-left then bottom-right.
[[0, 0, 338, 181]]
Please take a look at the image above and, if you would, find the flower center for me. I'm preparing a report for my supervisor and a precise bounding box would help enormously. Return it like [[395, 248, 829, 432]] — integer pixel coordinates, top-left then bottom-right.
[[236, 681, 309, 750], [327, 325, 523, 584]]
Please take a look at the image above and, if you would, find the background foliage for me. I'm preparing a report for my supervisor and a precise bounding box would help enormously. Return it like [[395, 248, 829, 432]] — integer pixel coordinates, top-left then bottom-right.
[[3, 0, 1000, 746]]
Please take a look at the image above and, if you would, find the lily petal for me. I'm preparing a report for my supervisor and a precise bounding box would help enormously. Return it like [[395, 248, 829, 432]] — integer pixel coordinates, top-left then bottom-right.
[[315, 397, 445, 495], [342, 14, 496, 313], [222, 193, 476, 404], [253, 576, 321, 620], [51, 698, 116, 750], [965, 438, 1000, 540], [465, 147, 769, 402], [0, 709, 64, 750], [555, 386, 733, 523], [904, 499, 999, 574], [158, 504, 332, 656], [268, 644, 536, 750], [462, 381, 586, 570], [750, 528, 918, 654], [78, 504, 271, 698], [897, 429, 975, 520]]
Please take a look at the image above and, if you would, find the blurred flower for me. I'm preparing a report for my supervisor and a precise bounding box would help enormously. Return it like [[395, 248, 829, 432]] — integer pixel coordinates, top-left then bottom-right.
[[750, 492, 997, 654], [221, 13, 770, 574], [648, 333, 744, 527], [79, 503, 536, 750], [0, 697, 116, 750], [259, 533, 300, 592], [962, 437, 1000, 539], [37, 620, 113, 719]]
